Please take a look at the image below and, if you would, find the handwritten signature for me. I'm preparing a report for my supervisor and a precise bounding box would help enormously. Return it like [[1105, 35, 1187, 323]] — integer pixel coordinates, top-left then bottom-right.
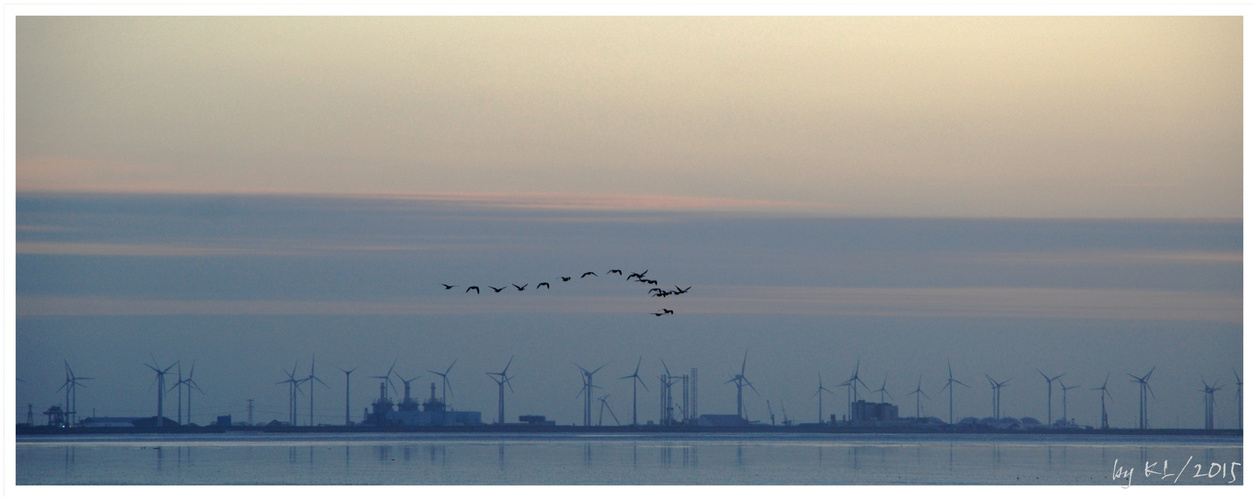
[[1112, 457, 1241, 487]]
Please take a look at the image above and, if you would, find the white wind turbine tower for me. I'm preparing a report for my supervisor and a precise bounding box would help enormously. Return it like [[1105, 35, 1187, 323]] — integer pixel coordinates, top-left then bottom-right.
[[1091, 373, 1114, 430], [1036, 369, 1064, 427], [1233, 368, 1242, 430], [660, 361, 682, 425], [839, 358, 871, 422], [428, 360, 458, 408], [874, 373, 893, 404], [726, 351, 759, 421], [1200, 376, 1222, 430], [908, 375, 930, 419], [337, 366, 357, 426], [1059, 379, 1080, 426], [168, 363, 185, 425], [276, 361, 306, 426], [58, 361, 93, 427], [183, 361, 203, 425], [306, 358, 330, 426], [144, 355, 178, 425], [1128, 367, 1155, 430], [618, 356, 648, 426], [486, 356, 515, 425], [984, 375, 998, 419], [939, 360, 969, 425], [574, 362, 605, 426], [810, 372, 835, 424]]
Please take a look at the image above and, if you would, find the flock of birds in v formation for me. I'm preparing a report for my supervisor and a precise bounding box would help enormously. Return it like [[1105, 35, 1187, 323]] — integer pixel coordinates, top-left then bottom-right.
[[442, 269, 692, 316]]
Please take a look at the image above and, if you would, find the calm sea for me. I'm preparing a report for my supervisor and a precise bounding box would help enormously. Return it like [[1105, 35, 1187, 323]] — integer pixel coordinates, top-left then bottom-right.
[[14, 432, 1242, 485]]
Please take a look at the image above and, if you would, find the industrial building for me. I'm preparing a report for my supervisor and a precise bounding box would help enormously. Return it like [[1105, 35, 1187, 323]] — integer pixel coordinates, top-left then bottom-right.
[[850, 400, 898, 422], [364, 379, 481, 426]]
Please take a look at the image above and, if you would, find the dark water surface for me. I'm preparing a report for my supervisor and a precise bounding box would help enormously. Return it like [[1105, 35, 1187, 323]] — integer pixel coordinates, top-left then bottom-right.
[[14, 432, 1243, 485]]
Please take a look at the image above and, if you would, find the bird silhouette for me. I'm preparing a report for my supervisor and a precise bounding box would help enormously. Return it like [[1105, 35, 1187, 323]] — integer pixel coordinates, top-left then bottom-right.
[[560, 276, 572, 282], [660, 308, 674, 315], [465, 286, 480, 294], [489, 286, 505, 293], [674, 286, 691, 294], [537, 282, 550, 289], [608, 269, 623, 275], [637, 279, 658, 285], [651, 312, 665, 317], [512, 284, 527, 291], [441, 284, 456, 290], [581, 272, 597, 278]]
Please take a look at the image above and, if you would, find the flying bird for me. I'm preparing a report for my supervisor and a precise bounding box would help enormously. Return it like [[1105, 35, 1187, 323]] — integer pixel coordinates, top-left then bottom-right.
[[441, 284, 456, 290], [651, 312, 665, 317], [660, 308, 674, 315], [581, 272, 597, 278], [637, 279, 658, 285], [608, 269, 623, 275], [465, 286, 480, 294], [537, 282, 550, 289], [561, 276, 572, 282], [512, 284, 527, 291], [674, 286, 691, 294], [489, 286, 505, 293]]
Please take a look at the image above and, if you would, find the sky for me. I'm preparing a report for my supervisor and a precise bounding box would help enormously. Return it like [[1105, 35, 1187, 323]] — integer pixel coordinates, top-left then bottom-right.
[[4, 15, 1247, 439], [13, 16, 1241, 217]]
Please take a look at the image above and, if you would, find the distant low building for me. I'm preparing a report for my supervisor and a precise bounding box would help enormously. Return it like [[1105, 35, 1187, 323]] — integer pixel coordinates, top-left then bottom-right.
[[518, 415, 555, 425], [850, 400, 898, 422], [80, 417, 145, 428], [697, 414, 749, 427]]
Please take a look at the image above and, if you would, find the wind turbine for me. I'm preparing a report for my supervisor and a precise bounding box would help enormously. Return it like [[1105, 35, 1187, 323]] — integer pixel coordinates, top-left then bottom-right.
[[337, 366, 357, 425], [276, 362, 306, 426], [1036, 369, 1064, 426], [428, 360, 457, 408], [371, 360, 399, 400], [1233, 368, 1242, 430], [306, 358, 330, 426], [1128, 367, 1155, 430], [618, 356, 649, 426], [1091, 373, 1115, 430], [726, 351, 759, 421], [144, 355, 178, 425], [1200, 376, 1222, 430], [908, 375, 931, 419], [939, 360, 968, 424], [1059, 379, 1080, 425], [574, 362, 606, 426], [840, 358, 871, 422], [660, 361, 681, 425], [168, 363, 185, 425], [597, 395, 620, 426], [486, 356, 515, 425], [184, 361, 204, 425], [874, 373, 893, 404], [984, 375, 999, 419], [810, 371, 835, 424], [58, 361, 93, 426]]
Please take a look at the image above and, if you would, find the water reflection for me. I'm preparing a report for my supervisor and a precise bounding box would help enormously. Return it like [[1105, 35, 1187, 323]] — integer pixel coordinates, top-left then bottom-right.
[[16, 434, 1245, 485], [427, 444, 446, 465]]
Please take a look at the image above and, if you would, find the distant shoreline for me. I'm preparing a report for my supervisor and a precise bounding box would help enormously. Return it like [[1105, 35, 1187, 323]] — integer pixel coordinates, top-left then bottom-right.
[[15, 424, 1242, 438]]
